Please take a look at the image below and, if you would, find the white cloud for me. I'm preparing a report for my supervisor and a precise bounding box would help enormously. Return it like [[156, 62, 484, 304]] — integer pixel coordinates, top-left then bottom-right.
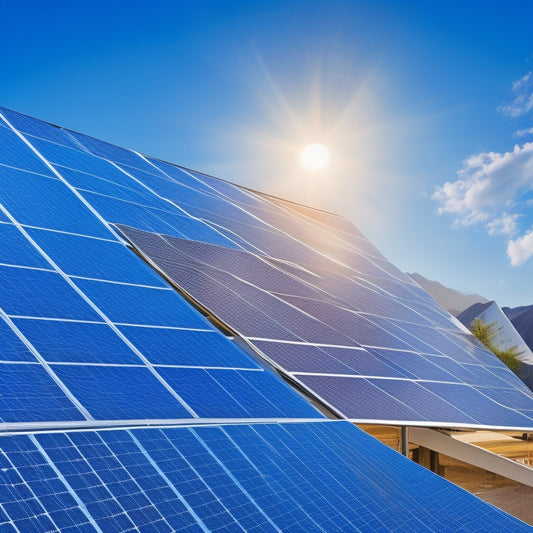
[[499, 72, 533, 117], [486, 212, 519, 236], [514, 127, 533, 138], [433, 142, 533, 226], [435, 71, 533, 266], [507, 228, 533, 266]]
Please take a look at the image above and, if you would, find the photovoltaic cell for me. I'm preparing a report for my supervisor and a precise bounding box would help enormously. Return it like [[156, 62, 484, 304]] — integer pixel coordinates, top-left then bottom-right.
[[4, 423, 526, 533], [72, 279, 207, 328], [0, 126, 53, 175], [52, 365, 195, 421], [0, 107, 82, 149], [13, 319, 141, 365], [0, 363, 83, 423], [117, 326, 258, 368], [0, 318, 37, 362], [0, 167, 113, 240], [0, 266, 101, 321], [0, 223, 51, 269], [25, 228, 168, 287]]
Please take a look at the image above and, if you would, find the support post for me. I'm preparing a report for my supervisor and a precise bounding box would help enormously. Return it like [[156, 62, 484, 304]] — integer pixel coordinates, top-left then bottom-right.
[[401, 426, 409, 457]]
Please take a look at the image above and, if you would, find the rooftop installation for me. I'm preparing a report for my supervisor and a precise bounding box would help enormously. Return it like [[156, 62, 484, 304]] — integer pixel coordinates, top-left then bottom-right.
[[0, 106, 532, 531]]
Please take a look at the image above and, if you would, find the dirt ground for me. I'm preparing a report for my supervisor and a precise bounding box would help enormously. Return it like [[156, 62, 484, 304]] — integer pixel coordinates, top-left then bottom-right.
[[439, 457, 533, 526], [473, 485, 533, 526]]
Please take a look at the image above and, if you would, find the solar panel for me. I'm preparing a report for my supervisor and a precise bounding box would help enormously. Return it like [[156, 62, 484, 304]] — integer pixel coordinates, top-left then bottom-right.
[[0, 109, 321, 425], [1, 422, 530, 532], [117, 227, 533, 429], [1, 106, 532, 530]]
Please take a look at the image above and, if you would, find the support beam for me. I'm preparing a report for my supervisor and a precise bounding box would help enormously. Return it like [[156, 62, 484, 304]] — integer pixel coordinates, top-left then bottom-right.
[[410, 427, 533, 487]]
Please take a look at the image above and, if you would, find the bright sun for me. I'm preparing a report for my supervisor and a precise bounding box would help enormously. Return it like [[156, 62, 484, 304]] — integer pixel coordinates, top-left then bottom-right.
[[300, 143, 331, 172]]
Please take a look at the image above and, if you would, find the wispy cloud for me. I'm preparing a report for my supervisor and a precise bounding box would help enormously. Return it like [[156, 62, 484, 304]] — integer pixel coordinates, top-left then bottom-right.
[[434, 71, 533, 266], [486, 213, 520, 237], [499, 72, 533, 117], [514, 127, 533, 138]]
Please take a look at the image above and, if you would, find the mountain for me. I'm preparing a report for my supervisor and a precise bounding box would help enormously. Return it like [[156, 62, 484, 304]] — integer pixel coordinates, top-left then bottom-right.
[[408, 272, 489, 316], [503, 305, 533, 352]]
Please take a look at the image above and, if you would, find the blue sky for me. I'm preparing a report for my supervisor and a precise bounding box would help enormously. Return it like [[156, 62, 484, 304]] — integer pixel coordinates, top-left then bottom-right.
[[2, 1, 533, 308]]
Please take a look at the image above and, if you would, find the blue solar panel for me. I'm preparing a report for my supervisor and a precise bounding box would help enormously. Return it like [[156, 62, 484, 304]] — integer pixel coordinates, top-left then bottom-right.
[[13, 319, 141, 364], [298, 374, 426, 421], [73, 279, 207, 328], [0, 167, 113, 239], [0, 107, 81, 149], [52, 365, 194, 421], [117, 326, 258, 368], [0, 126, 53, 175], [2, 108, 533, 530], [0, 223, 51, 269], [117, 224, 533, 429], [366, 348, 460, 382], [419, 381, 533, 428], [0, 266, 101, 321], [26, 229, 167, 287], [4, 422, 526, 533], [157, 367, 319, 419], [0, 318, 37, 362], [67, 130, 159, 174], [0, 363, 83, 423], [58, 165, 168, 208]]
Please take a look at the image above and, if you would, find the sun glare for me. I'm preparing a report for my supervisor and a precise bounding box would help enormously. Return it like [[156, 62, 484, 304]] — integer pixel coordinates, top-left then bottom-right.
[[300, 143, 331, 172]]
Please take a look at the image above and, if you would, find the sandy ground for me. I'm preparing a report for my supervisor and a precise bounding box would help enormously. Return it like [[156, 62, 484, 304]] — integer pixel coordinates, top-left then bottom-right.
[[474, 485, 533, 526]]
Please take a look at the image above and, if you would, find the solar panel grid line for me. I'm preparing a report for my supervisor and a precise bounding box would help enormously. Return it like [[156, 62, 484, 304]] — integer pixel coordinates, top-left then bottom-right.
[[28, 435, 103, 533], [38, 433, 140, 532], [11, 225, 121, 244], [5, 317, 108, 325], [0, 112, 126, 246], [126, 431, 217, 533], [250, 199, 390, 271], [0, 161, 55, 180], [70, 432, 180, 533], [230, 347, 348, 421], [244, 337, 367, 349], [71, 185, 187, 219], [0, 447, 63, 532], [66, 275, 173, 290], [1, 418, 330, 436], [136, 152, 248, 208], [143, 429, 257, 532], [107, 160, 247, 252], [213, 427, 331, 532], [246, 425, 370, 532], [64, 172, 171, 210], [291, 372, 465, 384], [127, 242, 301, 343], [0, 205, 201, 419], [0, 263, 55, 273], [167, 172, 371, 278], [188, 429, 282, 532], [0, 310, 92, 421], [150, 243, 368, 348]]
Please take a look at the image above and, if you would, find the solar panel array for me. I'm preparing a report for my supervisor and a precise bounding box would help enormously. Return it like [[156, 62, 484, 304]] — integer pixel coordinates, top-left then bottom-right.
[[1, 106, 532, 530]]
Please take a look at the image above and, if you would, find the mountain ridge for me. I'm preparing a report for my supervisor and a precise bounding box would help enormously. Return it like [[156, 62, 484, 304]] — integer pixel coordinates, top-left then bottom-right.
[[408, 272, 489, 316]]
